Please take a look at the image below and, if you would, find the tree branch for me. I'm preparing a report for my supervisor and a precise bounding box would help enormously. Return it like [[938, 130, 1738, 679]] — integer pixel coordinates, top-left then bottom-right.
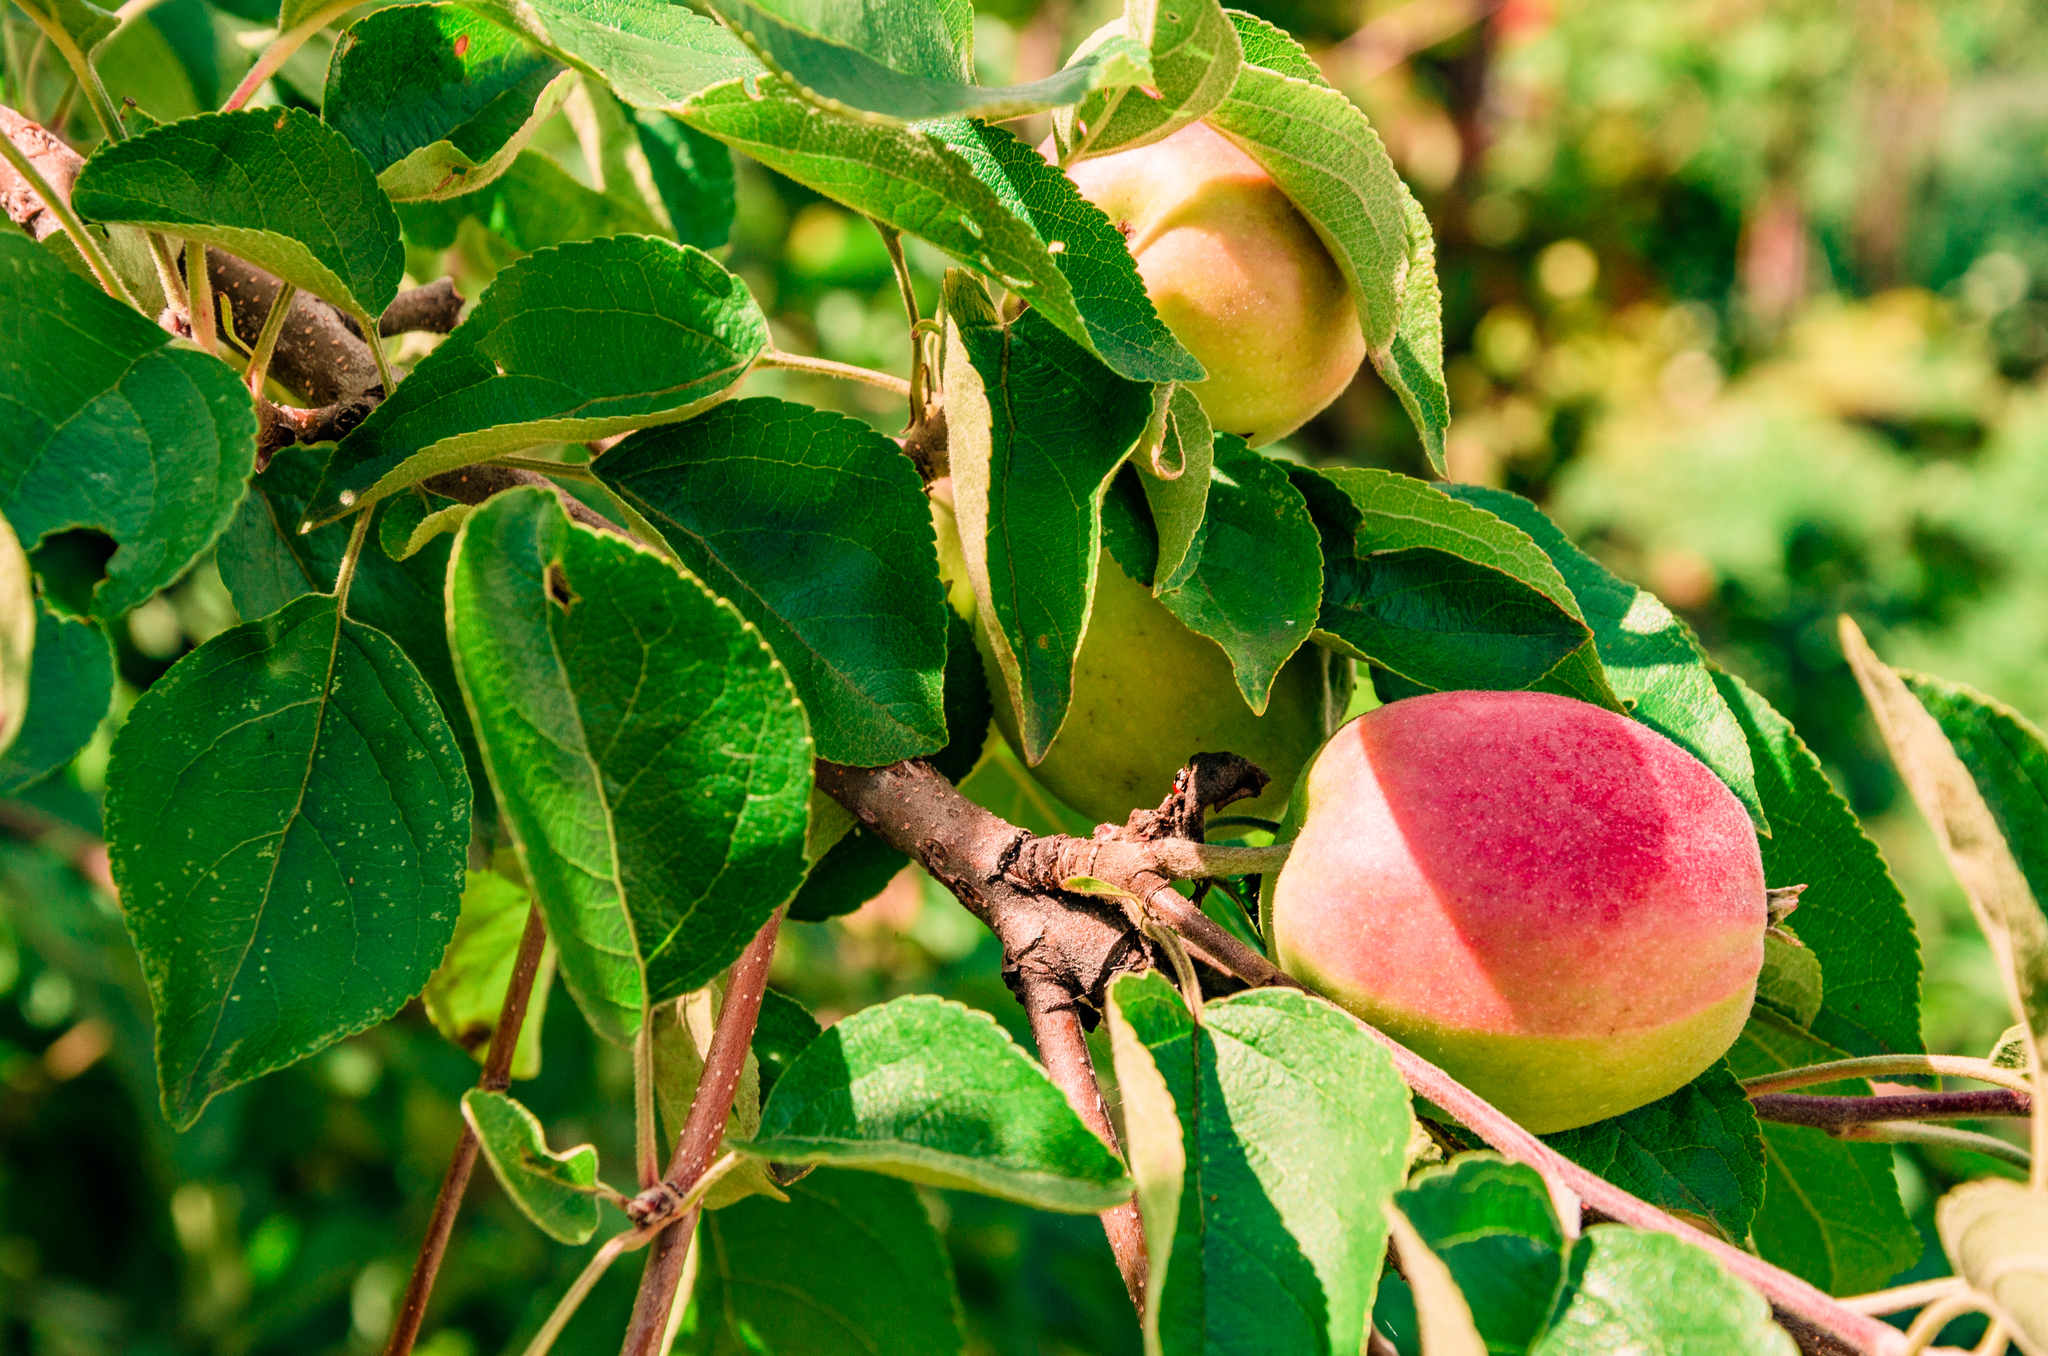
[[1752, 1089, 2032, 1130], [377, 278, 464, 336], [384, 904, 551, 1356], [617, 910, 785, 1356]]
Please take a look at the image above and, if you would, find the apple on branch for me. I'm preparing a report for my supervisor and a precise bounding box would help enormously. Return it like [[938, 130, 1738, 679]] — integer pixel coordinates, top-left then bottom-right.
[[1269, 690, 1768, 1133]]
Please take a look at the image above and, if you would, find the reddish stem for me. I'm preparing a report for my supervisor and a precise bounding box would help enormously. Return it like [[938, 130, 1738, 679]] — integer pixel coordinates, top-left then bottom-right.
[[616, 909, 784, 1356], [384, 905, 550, 1356], [1751, 1088, 2031, 1129]]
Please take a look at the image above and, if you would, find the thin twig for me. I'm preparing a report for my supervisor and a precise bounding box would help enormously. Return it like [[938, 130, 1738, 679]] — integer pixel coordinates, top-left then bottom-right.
[[635, 1018, 660, 1190], [1752, 1089, 2033, 1129], [1835, 1121, 2033, 1172], [244, 281, 296, 396], [618, 910, 786, 1356], [382, 905, 550, 1356], [220, 0, 358, 112], [874, 221, 925, 423], [185, 241, 217, 355], [13, 7, 118, 140], [1743, 1056, 2034, 1097], [1900, 1293, 1981, 1355], [518, 1226, 657, 1356], [0, 123, 135, 306], [489, 456, 600, 482], [1845, 1276, 1966, 1316], [756, 347, 913, 398]]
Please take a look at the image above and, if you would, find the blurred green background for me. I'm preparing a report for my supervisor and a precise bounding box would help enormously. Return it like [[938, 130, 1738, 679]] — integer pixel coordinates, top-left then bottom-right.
[[3, 0, 2043, 1351]]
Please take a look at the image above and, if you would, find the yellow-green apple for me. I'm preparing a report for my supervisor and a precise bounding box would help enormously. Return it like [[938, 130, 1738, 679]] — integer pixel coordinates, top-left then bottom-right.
[[1270, 690, 1766, 1132], [983, 548, 1347, 828], [1059, 120, 1367, 445]]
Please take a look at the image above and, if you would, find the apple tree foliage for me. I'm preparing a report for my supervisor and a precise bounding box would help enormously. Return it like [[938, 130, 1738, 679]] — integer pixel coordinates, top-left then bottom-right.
[[1, 0, 2043, 1351]]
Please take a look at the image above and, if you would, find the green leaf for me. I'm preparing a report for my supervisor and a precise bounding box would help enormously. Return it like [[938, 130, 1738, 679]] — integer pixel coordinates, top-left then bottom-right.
[[596, 397, 948, 767], [13, 0, 118, 57], [942, 276, 1154, 762], [381, 498, 470, 563], [105, 592, 471, 1128], [448, 488, 813, 1046], [0, 604, 113, 794], [1893, 667, 2048, 1072], [1726, 1009, 1920, 1295], [1293, 468, 1617, 707], [1538, 1063, 1764, 1245], [73, 108, 405, 321], [397, 148, 661, 268], [0, 233, 255, 621], [0, 515, 31, 765], [1446, 485, 1767, 831], [1204, 15, 1406, 361], [422, 870, 552, 1080], [1138, 385, 1213, 591], [924, 118, 1202, 385], [1938, 1180, 2048, 1349], [324, 4, 573, 203], [740, 993, 1133, 1212], [709, 0, 1149, 123], [681, 1170, 967, 1356], [309, 235, 766, 523], [461, 1089, 601, 1243], [751, 987, 820, 1099], [1056, 0, 1243, 162], [1152, 435, 1319, 714], [215, 446, 485, 810], [1713, 669, 1921, 1056], [632, 111, 735, 250], [460, 0, 760, 111], [1395, 1154, 1566, 1354], [1106, 971, 1413, 1356], [788, 823, 904, 923], [683, 78, 1139, 381], [1528, 1227, 1796, 1355]]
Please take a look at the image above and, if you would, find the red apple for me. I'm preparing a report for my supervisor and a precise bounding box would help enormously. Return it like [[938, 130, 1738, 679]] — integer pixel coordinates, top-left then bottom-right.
[[1059, 121, 1366, 446], [1269, 690, 1766, 1132]]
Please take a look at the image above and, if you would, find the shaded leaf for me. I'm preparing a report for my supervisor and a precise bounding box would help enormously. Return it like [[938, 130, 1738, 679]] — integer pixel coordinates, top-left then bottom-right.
[[942, 275, 1153, 762], [324, 3, 572, 202], [681, 1170, 967, 1356], [741, 993, 1133, 1212], [1726, 1009, 1920, 1295], [751, 987, 820, 1100], [74, 108, 405, 320], [0, 603, 112, 794], [462, 1089, 601, 1243], [1056, 0, 1242, 162], [396, 148, 660, 271], [422, 870, 552, 1080], [1395, 1154, 1566, 1354], [0, 233, 254, 620], [597, 397, 947, 767], [1713, 669, 1922, 1056], [105, 593, 471, 1128], [1152, 435, 1319, 713], [1294, 467, 1615, 707], [1755, 934, 1824, 1029], [1538, 1063, 1764, 1245], [13, 0, 117, 57], [633, 111, 735, 250], [1448, 485, 1766, 830], [1383, 1204, 1488, 1356], [310, 235, 765, 523], [1106, 971, 1413, 1356], [447, 488, 812, 1045], [1138, 385, 1213, 592], [711, 0, 1148, 123]]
